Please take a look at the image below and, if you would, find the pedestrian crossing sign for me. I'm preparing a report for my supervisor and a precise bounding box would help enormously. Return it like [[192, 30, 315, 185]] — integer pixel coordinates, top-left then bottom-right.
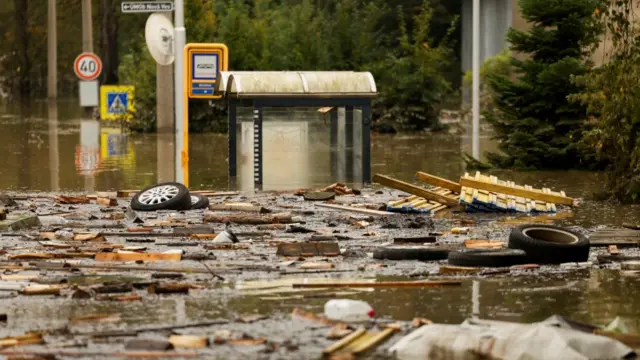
[[100, 85, 135, 120]]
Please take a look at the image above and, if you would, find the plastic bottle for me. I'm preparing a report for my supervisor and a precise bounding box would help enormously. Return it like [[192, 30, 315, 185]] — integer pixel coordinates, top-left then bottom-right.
[[324, 299, 375, 322]]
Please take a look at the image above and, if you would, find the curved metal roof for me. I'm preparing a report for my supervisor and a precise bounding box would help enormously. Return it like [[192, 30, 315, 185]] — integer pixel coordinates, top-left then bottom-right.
[[214, 71, 377, 98]]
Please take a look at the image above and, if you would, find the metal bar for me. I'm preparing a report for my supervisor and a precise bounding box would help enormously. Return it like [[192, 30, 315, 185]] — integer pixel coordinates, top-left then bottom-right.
[[362, 104, 371, 184], [228, 101, 237, 177], [253, 98, 369, 108], [253, 107, 263, 188], [330, 108, 338, 178], [472, 0, 480, 159], [174, 0, 187, 184], [345, 106, 354, 181]]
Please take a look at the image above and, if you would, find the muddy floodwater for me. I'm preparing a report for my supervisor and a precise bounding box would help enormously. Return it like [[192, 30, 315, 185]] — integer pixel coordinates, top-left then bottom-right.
[[0, 100, 638, 358]]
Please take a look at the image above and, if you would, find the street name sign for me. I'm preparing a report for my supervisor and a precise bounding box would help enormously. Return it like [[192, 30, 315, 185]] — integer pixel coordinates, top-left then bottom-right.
[[121, 2, 174, 13]]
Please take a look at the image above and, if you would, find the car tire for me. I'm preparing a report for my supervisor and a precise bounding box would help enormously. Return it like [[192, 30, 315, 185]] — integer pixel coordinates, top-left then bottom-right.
[[508, 224, 589, 264], [131, 182, 191, 211], [373, 247, 452, 261], [447, 248, 528, 267], [190, 194, 210, 210]]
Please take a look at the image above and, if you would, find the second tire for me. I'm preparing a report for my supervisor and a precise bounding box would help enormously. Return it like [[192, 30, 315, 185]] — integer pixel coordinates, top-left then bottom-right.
[[508, 224, 589, 264]]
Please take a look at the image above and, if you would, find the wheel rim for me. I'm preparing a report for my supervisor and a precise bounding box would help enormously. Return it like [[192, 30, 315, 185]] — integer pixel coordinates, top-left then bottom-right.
[[190, 195, 199, 205], [138, 185, 180, 205]]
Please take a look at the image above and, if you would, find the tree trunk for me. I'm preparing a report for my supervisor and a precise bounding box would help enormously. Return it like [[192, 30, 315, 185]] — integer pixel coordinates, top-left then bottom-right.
[[101, 0, 119, 84], [14, 0, 30, 98]]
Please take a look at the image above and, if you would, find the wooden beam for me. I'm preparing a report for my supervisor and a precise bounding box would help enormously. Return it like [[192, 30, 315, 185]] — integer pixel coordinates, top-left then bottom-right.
[[416, 172, 461, 193], [373, 174, 459, 207], [459, 176, 573, 206], [315, 203, 394, 216]]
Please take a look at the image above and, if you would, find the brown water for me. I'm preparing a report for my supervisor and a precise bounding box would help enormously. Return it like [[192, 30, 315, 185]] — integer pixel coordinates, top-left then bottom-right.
[[2, 100, 639, 228]]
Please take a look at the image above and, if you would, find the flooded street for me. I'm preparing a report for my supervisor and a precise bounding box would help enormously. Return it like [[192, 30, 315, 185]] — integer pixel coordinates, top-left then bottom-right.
[[0, 101, 639, 358]]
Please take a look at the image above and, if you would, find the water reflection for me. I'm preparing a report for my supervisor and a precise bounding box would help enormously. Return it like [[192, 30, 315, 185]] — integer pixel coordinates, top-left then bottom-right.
[[47, 101, 59, 191]]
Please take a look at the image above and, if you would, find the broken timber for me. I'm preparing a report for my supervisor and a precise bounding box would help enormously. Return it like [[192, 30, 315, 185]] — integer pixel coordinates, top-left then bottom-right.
[[373, 174, 460, 207], [589, 229, 640, 247], [323, 327, 396, 357], [315, 203, 394, 216], [416, 172, 462, 193], [460, 172, 573, 206], [204, 212, 292, 224]]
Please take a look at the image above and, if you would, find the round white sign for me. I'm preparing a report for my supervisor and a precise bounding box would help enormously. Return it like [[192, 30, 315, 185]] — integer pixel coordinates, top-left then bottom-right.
[[74, 52, 103, 81]]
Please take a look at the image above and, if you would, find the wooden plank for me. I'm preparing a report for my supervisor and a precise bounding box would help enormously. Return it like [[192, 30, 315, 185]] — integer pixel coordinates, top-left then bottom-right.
[[373, 174, 459, 207], [95, 253, 181, 262], [416, 172, 461, 192], [292, 280, 461, 288], [315, 203, 395, 216], [459, 176, 573, 206], [589, 229, 640, 247]]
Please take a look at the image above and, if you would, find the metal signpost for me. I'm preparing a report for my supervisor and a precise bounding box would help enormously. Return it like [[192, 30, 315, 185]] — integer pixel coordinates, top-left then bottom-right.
[[121, 1, 174, 13], [74, 52, 102, 111]]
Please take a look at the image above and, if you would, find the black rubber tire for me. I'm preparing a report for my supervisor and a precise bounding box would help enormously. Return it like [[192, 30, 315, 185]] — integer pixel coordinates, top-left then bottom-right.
[[131, 182, 191, 211], [447, 249, 528, 267], [373, 247, 451, 261], [190, 194, 210, 210], [508, 224, 590, 264]]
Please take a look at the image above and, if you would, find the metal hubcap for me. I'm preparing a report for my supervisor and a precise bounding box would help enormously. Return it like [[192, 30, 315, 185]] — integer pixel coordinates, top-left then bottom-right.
[[191, 195, 199, 205], [138, 185, 179, 205]]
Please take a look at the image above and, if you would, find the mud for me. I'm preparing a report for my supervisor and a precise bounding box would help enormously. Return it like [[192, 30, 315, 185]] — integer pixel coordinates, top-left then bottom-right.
[[0, 188, 637, 359]]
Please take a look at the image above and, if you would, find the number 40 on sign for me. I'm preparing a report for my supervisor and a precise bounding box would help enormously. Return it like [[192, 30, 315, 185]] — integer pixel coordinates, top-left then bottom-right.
[[74, 52, 103, 81]]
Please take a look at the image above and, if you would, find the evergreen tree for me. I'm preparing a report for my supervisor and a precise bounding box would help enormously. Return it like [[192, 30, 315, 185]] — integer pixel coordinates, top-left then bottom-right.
[[484, 0, 603, 169]]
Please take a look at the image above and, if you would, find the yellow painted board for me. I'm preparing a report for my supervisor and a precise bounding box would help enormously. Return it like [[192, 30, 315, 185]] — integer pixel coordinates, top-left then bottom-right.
[[460, 176, 573, 206]]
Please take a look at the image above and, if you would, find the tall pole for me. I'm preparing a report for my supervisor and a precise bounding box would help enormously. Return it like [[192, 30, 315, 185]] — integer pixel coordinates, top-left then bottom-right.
[[82, 0, 95, 192], [47, 0, 57, 100], [174, 0, 186, 184], [82, 0, 93, 52], [472, 0, 480, 159]]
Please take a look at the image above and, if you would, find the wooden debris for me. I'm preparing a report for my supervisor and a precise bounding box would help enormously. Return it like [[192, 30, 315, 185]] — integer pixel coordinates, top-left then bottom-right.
[[276, 242, 340, 257], [0, 350, 197, 358], [148, 283, 190, 295], [168, 335, 209, 349], [459, 172, 573, 206], [96, 294, 142, 302], [73, 233, 106, 242], [228, 337, 267, 346], [608, 245, 620, 256], [439, 265, 482, 275], [209, 203, 270, 213], [204, 212, 292, 225], [411, 318, 433, 328], [204, 243, 249, 250], [589, 229, 640, 247], [128, 227, 154, 232], [300, 262, 334, 270], [323, 327, 396, 357], [39, 241, 74, 249], [292, 280, 461, 289], [55, 195, 90, 204], [464, 239, 504, 249], [256, 224, 286, 231], [415, 172, 462, 192], [125, 339, 173, 351], [95, 253, 181, 262], [189, 233, 217, 240], [0, 332, 44, 347], [320, 183, 360, 195], [315, 203, 395, 216], [71, 314, 121, 324], [451, 227, 469, 234], [21, 284, 62, 296], [373, 174, 460, 207], [292, 308, 340, 325], [622, 223, 640, 230], [328, 325, 354, 340], [96, 197, 118, 206], [510, 264, 541, 270]]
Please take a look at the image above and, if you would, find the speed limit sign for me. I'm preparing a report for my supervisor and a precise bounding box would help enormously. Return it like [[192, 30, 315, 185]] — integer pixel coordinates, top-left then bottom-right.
[[74, 52, 102, 81]]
